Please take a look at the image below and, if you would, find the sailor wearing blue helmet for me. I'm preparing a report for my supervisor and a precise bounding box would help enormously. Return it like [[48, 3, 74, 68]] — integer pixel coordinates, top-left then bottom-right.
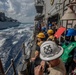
[[41, 26, 46, 32], [49, 24, 52, 29], [64, 28, 76, 45], [41, 26, 48, 40], [66, 28, 76, 36], [49, 24, 52, 26], [64, 28, 76, 73]]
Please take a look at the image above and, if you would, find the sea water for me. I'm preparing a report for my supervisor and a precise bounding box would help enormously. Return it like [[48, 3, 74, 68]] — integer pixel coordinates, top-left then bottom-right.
[[0, 23, 34, 75]]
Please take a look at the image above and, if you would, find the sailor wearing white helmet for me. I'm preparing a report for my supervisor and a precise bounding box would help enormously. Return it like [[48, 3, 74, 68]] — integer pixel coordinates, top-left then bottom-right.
[[34, 41, 66, 75]]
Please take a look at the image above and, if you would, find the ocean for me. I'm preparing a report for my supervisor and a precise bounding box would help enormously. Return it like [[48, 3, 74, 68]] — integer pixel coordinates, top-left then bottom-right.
[[0, 23, 34, 75]]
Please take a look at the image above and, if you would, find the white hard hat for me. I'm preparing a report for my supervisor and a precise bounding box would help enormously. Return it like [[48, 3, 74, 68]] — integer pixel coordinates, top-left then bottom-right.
[[40, 41, 63, 61]]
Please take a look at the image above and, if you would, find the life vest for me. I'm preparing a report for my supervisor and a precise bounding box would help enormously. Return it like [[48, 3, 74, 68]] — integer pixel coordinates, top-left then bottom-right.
[[61, 42, 76, 63]]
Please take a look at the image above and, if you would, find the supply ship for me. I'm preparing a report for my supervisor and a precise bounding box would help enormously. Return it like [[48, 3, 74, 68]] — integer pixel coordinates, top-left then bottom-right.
[[0, 12, 20, 30], [0, 0, 76, 75]]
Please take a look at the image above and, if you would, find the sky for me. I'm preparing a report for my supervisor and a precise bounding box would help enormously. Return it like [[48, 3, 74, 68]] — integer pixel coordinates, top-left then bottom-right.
[[0, 0, 36, 23]]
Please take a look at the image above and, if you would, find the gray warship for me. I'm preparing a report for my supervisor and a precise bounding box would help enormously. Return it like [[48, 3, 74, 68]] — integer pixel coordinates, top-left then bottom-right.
[[0, 12, 20, 30]]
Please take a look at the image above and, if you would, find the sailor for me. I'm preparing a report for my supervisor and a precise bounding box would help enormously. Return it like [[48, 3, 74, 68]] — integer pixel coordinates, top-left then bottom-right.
[[64, 28, 76, 45], [30, 32, 45, 75], [52, 22, 58, 33], [47, 29, 54, 36], [36, 32, 45, 47], [41, 22, 45, 28], [31, 32, 45, 61], [48, 24, 52, 29], [62, 28, 76, 74], [30, 50, 41, 75], [34, 41, 66, 75], [47, 29, 54, 40], [47, 30, 60, 45], [41, 27, 48, 40], [41, 26, 46, 32], [31, 32, 45, 60], [47, 35, 59, 46], [47, 35, 54, 41], [36, 21, 41, 33]]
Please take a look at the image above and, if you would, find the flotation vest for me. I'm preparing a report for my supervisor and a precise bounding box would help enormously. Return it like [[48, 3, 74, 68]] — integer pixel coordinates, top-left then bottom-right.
[[61, 42, 76, 63]]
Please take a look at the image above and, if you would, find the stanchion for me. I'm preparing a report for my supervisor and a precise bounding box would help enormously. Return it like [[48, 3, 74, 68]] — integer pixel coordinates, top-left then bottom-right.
[[17, 62, 28, 75], [0, 58, 5, 75], [22, 43, 26, 55], [11, 59, 16, 75], [17, 43, 29, 75]]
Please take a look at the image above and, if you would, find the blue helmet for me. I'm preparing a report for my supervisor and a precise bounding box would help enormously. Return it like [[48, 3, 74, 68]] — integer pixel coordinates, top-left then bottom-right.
[[42, 27, 46, 32], [66, 28, 76, 36], [49, 24, 52, 27]]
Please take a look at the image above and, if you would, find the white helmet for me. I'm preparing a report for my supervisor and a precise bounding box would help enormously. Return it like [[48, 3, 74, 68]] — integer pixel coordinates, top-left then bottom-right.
[[40, 41, 63, 61]]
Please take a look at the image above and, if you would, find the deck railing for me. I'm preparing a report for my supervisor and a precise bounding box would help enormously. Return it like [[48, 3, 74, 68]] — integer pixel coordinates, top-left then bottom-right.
[[0, 44, 23, 75], [0, 39, 33, 75], [5, 59, 16, 75], [5, 49, 21, 75]]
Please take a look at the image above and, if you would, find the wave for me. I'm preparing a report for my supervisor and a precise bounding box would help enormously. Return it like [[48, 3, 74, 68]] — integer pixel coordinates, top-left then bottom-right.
[[12, 41, 18, 45], [0, 23, 34, 73], [0, 38, 6, 48]]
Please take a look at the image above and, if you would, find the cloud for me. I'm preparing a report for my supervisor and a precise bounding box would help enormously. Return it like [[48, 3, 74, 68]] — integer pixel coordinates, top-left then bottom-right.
[[7, 0, 14, 12], [0, 0, 6, 2], [0, 1, 3, 5], [0, 0, 36, 23]]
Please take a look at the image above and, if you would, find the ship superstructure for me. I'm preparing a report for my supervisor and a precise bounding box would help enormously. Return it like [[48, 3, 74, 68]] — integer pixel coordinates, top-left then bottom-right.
[[35, 0, 76, 29]]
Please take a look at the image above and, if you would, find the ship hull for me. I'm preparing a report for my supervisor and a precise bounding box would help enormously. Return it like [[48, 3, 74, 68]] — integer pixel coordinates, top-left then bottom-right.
[[0, 22, 20, 30]]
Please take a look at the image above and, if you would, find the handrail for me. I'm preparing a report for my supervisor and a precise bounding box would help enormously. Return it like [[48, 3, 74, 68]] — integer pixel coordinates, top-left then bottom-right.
[[5, 49, 22, 75], [0, 59, 5, 75], [5, 59, 12, 75], [4, 40, 32, 75], [11, 59, 16, 75], [5, 62, 12, 75], [14, 49, 22, 61]]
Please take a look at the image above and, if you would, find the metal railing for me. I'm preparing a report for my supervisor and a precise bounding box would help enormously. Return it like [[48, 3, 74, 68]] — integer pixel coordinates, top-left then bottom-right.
[[0, 39, 33, 75], [0, 45, 22, 75], [5, 49, 21, 75], [5, 59, 16, 75]]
